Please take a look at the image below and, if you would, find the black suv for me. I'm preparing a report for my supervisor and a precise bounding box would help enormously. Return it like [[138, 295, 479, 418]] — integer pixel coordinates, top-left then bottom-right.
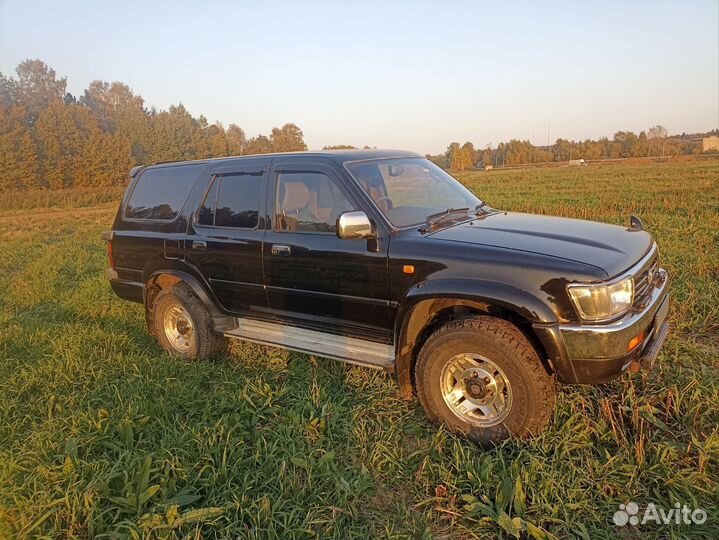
[[104, 150, 670, 443]]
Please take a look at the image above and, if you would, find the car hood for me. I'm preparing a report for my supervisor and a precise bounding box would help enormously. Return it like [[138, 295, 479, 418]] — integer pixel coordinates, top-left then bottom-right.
[[428, 211, 653, 277]]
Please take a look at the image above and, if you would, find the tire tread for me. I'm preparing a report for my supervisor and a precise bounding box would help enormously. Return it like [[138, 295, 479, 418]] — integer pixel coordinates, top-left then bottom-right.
[[414, 316, 555, 443], [153, 282, 228, 360]]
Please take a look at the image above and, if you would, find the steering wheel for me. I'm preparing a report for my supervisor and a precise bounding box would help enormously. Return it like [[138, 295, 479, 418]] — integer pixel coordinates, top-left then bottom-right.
[[373, 196, 393, 210]]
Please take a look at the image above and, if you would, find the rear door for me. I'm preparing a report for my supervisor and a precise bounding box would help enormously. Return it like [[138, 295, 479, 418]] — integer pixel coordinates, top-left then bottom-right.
[[113, 163, 207, 285], [263, 158, 392, 342], [184, 159, 269, 315]]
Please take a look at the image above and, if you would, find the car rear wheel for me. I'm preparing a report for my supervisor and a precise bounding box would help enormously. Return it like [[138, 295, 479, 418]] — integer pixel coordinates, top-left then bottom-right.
[[415, 316, 555, 445], [153, 282, 228, 360]]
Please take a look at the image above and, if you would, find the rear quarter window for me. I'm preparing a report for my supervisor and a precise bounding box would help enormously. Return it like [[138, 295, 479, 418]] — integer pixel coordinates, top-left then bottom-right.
[[125, 164, 205, 220]]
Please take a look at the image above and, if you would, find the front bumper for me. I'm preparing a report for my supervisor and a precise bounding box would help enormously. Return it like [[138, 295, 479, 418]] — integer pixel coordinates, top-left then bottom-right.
[[536, 268, 670, 384]]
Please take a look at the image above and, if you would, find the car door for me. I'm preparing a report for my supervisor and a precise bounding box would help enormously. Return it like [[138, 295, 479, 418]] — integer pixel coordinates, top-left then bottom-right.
[[263, 158, 392, 343], [184, 159, 269, 314]]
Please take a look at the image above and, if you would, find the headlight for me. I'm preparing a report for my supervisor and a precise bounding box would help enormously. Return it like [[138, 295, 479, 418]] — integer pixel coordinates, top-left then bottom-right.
[[567, 276, 634, 321]]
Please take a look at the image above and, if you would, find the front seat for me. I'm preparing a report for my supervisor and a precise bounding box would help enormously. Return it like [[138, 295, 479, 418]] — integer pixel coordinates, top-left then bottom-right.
[[280, 182, 318, 230], [351, 164, 392, 212]]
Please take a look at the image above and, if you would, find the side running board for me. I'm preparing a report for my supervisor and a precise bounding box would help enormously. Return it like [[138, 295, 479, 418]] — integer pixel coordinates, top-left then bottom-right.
[[224, 318, 395, 370]]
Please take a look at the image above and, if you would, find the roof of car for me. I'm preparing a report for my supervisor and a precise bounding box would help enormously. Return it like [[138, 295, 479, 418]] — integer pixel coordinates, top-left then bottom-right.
[[297, 149, 422, 162], [134, 149, 422, 176]]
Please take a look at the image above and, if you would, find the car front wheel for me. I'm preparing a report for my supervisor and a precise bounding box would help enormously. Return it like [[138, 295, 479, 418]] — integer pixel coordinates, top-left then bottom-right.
[[414, 316, 555, 445]]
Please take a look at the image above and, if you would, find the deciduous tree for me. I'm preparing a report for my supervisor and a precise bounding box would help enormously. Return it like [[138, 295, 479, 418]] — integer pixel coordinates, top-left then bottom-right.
[[270, 123, 307, 152], [647, 125, 668, 157], [227, 124, 246, 155], [244, 135, 273, 155], [0, 105, 39, 189], [14, 59, 67, 121]]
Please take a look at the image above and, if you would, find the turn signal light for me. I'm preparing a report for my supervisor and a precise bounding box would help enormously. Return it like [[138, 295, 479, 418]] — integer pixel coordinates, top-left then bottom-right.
[[403, 265, 415, 274], [627, 331, 646, 352], [107, 242, 116, 270]]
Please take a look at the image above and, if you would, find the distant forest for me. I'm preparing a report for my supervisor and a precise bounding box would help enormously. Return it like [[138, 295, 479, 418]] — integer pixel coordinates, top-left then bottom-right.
[[0, 59, 716, 190], [427, 128, 719, 172], [0, 60, 307, 191]]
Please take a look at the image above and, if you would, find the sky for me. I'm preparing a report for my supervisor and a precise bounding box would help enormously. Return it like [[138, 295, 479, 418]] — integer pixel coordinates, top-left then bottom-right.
[[1, 0, 717, 154]]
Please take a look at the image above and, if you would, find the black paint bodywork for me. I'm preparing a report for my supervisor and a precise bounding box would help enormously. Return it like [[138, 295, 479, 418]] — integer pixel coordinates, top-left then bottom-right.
[[106, 149, 661, 396]]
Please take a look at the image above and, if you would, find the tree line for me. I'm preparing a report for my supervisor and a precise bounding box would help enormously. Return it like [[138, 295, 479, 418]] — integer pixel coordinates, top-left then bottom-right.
[[0, 60, 307, 190], [1, 59, 716, 190], [429, 126, 717, 172]]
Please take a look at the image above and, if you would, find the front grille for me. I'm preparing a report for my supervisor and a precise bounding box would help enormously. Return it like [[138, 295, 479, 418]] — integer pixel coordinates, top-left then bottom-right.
[[633, 251, 659, 303]]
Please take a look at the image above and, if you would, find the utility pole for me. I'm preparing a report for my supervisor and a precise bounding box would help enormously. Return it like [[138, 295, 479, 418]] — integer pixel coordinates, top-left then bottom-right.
[[530, 126, 534, 163], [547, 119, 550, 147]]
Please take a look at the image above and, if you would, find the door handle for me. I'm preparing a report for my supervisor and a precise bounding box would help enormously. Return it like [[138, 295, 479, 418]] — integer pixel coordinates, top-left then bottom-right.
[[192, 240, 207, 250], [271, 244, 291, 256]]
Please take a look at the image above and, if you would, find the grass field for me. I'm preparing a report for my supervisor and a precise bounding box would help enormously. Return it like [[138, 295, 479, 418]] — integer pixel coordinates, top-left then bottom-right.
[[0, 161, 717, 539]]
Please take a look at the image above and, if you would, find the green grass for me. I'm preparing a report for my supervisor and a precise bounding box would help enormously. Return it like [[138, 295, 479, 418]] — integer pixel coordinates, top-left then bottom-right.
[[0, 186, 126, 215], [0, 161, 718, 539]]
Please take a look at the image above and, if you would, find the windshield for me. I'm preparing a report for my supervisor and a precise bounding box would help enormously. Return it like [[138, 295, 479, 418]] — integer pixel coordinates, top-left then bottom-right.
[[345, 157, 481, 228]]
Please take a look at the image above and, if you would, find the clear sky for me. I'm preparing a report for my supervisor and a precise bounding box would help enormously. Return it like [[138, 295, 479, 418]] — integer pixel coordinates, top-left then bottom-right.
[[1, 0, 717, 154]]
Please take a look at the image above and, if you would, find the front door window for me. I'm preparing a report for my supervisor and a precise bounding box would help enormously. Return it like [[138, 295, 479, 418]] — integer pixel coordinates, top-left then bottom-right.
[[276, 171, 355, 233]]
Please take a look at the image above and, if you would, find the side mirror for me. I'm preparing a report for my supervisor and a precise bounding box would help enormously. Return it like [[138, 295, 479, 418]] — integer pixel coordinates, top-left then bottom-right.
[[337, 211, 375, 239]]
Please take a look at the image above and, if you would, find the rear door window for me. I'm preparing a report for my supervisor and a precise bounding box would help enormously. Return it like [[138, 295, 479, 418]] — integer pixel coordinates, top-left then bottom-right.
[[199, 173, 262, 228], [125, 164, 204, 220]]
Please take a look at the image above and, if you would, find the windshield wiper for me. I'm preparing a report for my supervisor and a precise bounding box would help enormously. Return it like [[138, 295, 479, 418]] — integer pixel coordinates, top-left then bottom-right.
[[420, 207, 470, 233], [475, 202, 489, 214]]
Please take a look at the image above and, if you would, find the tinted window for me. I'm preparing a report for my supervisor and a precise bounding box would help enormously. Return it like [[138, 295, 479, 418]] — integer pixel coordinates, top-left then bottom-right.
[[276, 172, 354, 233], [125, 164, 204, 220], [197, 176, 220, 226], [213, 174, 262, 228]]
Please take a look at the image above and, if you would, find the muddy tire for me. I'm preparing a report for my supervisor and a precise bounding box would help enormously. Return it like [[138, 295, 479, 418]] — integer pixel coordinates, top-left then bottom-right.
[[152, 282, 228, 360], [414, 316, 555, 445]]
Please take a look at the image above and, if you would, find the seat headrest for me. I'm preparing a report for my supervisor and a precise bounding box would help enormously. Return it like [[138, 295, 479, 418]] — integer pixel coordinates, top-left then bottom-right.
[[282, 182, 310, 213]]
